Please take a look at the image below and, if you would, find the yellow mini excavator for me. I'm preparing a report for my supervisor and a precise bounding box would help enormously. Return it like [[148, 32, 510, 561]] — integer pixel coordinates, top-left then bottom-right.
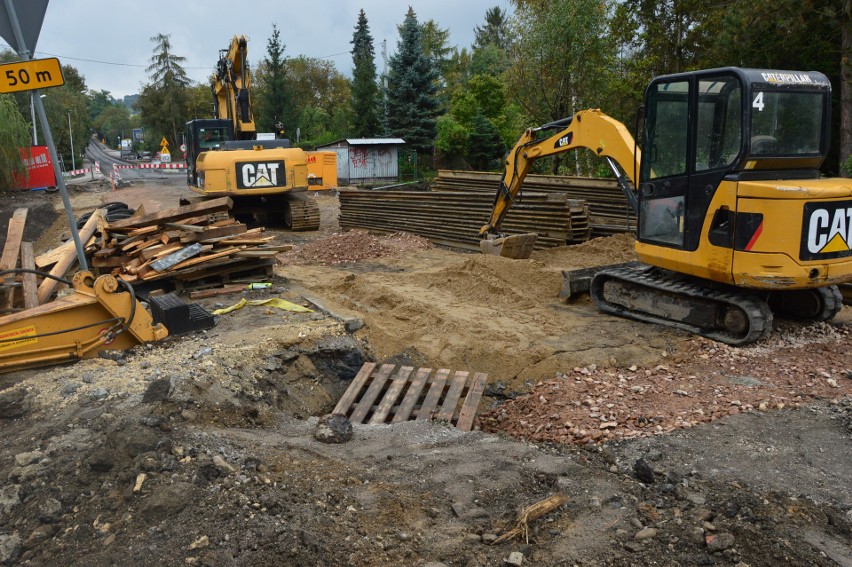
[[481, 67, 851, 345], [184, 35, 320, 230]]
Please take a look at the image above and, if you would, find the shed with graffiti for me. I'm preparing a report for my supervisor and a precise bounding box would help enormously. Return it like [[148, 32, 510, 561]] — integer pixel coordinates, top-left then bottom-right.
[[315, 138, 406, 185]]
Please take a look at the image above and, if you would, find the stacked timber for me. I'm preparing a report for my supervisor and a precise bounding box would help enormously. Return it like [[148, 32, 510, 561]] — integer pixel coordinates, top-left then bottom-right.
[[88, 197, 286, 287], [338, 189, 591, 252], [432, 170, 636, 237]]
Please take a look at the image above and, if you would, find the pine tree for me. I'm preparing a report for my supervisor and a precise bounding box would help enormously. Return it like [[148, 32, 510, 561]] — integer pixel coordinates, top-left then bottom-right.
[[258, 25, 294, 136], [385, 7, 440, 155], [350, 10, 381, 137], [466, 109, 504, 170], [138, 34, 190, 146]]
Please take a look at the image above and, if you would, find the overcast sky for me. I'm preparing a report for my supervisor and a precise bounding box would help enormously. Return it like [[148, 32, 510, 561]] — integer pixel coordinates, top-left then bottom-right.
[[1, 0, 512, 100]]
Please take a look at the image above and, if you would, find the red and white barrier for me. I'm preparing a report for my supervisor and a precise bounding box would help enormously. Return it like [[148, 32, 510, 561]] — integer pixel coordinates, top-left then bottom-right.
[[62, 167, 91, 176], [137, 163, 186, 169]]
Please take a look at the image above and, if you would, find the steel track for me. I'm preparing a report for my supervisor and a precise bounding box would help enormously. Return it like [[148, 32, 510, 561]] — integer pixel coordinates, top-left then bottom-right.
[[590, 264, 774, 345]]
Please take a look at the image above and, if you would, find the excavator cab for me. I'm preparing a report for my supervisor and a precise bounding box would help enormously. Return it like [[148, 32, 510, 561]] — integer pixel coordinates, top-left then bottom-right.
[[638, 68, 832, 253]]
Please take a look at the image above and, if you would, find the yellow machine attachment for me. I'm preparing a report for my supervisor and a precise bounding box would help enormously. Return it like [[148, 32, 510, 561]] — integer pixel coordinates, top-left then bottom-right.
[[0, 272, 168, 374], [480, 109, 641, 259]]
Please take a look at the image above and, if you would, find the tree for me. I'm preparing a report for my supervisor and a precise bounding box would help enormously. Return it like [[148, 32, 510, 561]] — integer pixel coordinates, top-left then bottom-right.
[[350, 9, 381, 137], [504, 0, 616, 174], [0, 95, 30, 191], [137, 33, 190, 146], [285, 56, 351, 142], [421, 19, 454, 86], [256, 25, 294, 135], [385, 7, 441, 156], [474, 6, 511, 50], [466, 109, 504, 170]]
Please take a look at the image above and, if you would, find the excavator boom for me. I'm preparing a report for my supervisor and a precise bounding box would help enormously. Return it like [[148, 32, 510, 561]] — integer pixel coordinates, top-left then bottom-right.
[[481, 109, 641, 258]]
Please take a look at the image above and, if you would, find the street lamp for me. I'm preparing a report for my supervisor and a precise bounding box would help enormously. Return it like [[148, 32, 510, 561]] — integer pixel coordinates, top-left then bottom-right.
[[67, 109, 76, 171], [30, 93, 45, 145]]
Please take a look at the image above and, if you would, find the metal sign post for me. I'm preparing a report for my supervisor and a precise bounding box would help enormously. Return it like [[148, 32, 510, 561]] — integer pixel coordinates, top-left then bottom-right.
[[1, 0, 88, 271]]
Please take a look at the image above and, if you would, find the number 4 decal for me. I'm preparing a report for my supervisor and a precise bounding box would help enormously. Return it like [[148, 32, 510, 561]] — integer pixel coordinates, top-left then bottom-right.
[[752, 92, 765, 112]]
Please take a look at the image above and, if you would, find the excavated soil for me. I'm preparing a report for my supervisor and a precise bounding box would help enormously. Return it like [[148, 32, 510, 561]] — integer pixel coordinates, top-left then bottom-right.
[[0, 174, 850, 567]]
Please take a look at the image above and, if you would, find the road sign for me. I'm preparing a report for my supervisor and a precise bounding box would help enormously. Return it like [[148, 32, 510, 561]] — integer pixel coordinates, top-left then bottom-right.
[[0, 0, 48, 53], [0, 57, 63, 93]]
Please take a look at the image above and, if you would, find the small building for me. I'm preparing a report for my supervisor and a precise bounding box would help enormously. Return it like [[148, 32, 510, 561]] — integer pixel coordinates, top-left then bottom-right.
[[316, 138, 405, 185]]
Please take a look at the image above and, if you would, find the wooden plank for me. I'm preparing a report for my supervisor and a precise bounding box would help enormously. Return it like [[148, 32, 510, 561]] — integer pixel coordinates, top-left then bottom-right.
[[368, 366, 414, 425], [349, 363, 395, 423], [37, 209, 104, 305], [127, 225, 160, 238], [106, 197, 233, 230], [19, 242, 38, 309], [181, 224, 247, 243], [333, 362, 377, 415], [435, 370, 469, 423], [416, 369, 451, 421], [392, 368, 432, 423], [91, 255, 131, 268], [456, 372, 488, 431], [0, 208, 27, 310], [189, 284, 245, 299]]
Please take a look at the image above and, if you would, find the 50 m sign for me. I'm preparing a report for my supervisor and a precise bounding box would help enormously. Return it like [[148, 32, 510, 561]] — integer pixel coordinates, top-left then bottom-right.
[[0, 57, 64, 93]]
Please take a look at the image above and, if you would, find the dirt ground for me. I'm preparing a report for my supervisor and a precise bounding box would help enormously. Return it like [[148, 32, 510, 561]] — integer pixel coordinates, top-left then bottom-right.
[[0, 175, 850, 567]]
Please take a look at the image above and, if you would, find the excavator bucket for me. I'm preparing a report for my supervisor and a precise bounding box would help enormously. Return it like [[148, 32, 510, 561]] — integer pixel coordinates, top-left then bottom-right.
[[0, 272, 168, 374], [479, 233, 538, 259]]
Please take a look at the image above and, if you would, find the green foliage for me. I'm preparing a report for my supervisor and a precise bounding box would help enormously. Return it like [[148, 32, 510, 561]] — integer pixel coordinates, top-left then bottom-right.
[[467, 75, 505, 120], [286, 56, 351, 139], [256, 25, 294, 135], [0, 95, 30, 190], [137, 33, 190, 145], [474, 6, 511, 50], [467, 110, 504, 170], [92, 104, 133, 150], [386, 7, 441, 155], [435, 114, 469, 155], [350, 10, 382, 137]]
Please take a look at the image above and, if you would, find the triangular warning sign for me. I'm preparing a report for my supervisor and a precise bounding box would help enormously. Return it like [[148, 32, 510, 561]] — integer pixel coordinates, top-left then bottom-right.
[[821, 233, 850, 253]]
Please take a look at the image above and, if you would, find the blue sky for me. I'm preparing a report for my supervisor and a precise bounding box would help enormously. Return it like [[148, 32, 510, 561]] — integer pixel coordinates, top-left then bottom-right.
[[1, 0, 512, 99]]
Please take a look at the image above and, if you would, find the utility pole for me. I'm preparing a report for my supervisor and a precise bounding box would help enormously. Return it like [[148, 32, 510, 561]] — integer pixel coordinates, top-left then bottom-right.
[[67, 109, 75, 170]]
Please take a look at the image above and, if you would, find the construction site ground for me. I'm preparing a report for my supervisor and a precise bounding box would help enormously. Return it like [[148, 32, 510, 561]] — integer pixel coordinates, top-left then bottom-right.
[[0, 175, 850, 567]]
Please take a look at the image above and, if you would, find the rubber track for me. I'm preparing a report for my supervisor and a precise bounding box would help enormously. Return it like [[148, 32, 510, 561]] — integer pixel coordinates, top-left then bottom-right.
[[590, 264, 774, 346]]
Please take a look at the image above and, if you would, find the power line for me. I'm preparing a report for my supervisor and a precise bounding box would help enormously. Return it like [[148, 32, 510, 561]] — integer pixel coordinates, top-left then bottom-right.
[[34, 50, 210, 69]]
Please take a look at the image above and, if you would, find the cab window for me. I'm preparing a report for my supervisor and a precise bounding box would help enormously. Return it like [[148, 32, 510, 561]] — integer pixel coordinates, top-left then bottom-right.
[[695, 77, 741, 171], [642, 80, 689, 180]]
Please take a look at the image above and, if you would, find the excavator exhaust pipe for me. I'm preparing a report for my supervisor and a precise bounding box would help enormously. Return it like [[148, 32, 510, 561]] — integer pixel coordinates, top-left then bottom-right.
[[479, 233, 538, 259]]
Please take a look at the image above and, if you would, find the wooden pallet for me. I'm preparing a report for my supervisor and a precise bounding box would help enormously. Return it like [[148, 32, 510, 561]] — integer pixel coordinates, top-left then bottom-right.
[[333, 363, 488, 431]]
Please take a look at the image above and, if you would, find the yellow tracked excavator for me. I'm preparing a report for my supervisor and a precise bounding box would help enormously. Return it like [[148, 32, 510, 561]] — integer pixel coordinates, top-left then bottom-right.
[[184, 35, 321, 230], [481, 67, 851, 345]]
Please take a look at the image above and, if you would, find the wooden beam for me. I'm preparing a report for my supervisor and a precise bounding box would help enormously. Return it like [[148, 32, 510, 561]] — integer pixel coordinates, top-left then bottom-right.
[[189, 284, 245, 299], [37, 209, 105, 305], [19, 242, 38, 309], [105, 197, 233, 230], [0, 208, 28, 310]]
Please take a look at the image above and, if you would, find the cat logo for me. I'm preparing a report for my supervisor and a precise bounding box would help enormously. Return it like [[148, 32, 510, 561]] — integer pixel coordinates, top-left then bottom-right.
[[236, 160, 286, 189], [554, 133, 573, 148], [801, 201, 852, 260]]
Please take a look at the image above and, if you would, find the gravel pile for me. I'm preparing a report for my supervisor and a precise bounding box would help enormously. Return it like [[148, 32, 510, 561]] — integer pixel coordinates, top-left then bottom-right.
[[480, 322, 851, 445], [278, 230, 432, 265]]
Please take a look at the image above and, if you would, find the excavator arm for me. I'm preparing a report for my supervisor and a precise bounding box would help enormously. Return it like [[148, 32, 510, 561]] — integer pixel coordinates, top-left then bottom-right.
[[211, 35, 256, 140], [480, 109, 642, 251]]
